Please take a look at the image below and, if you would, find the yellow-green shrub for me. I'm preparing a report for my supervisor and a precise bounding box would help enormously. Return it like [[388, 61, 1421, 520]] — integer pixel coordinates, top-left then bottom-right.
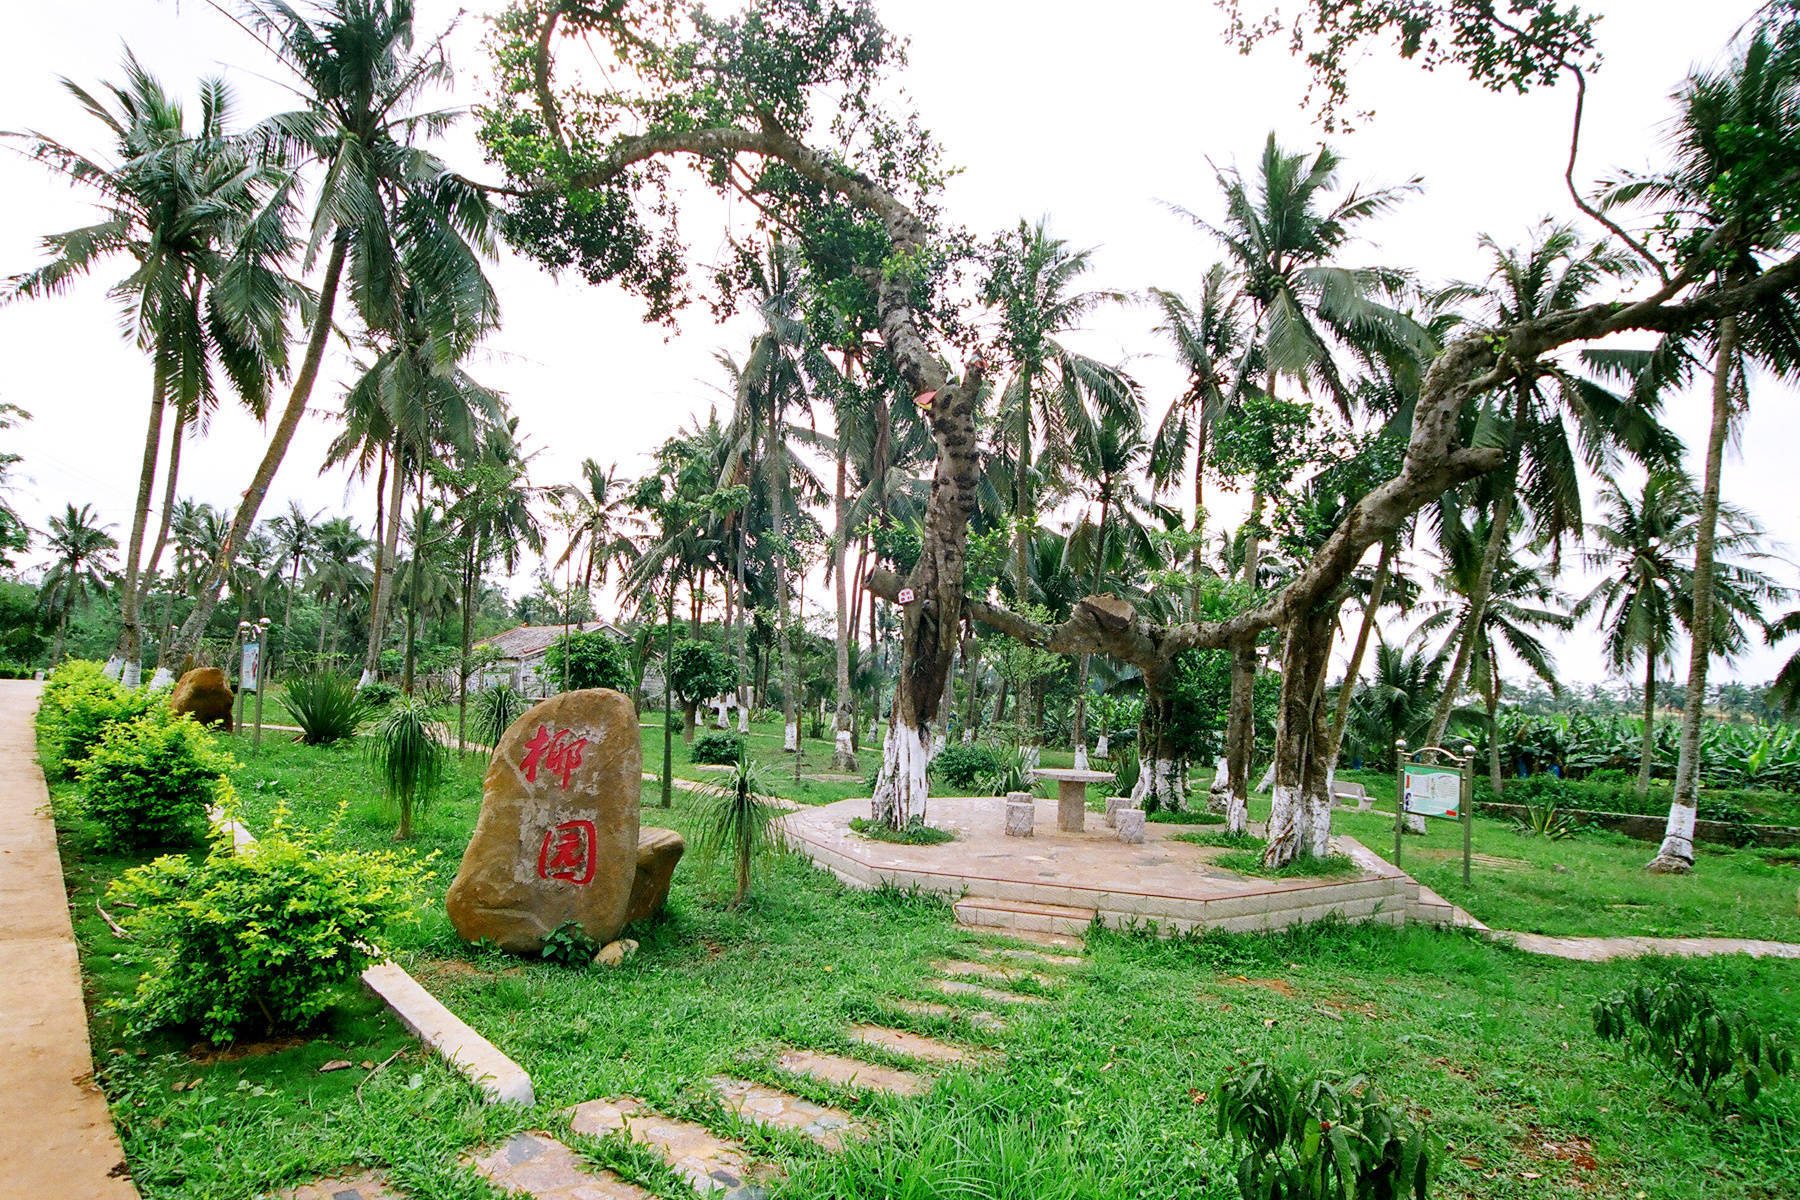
[[76, 711, 235, 847], [107, 807, 429, 1044], [36, 659, 161, 779]]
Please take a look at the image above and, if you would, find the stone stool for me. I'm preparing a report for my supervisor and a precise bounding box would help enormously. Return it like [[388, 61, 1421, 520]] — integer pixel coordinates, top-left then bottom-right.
[[1116, 806, 1146, 845], [1004, 791, 1035, 838], [1104, 794, 1130, 829]]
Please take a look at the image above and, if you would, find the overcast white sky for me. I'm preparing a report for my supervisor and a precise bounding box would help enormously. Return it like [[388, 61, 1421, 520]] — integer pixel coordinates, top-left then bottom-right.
[[0, 0, 1793, 685]]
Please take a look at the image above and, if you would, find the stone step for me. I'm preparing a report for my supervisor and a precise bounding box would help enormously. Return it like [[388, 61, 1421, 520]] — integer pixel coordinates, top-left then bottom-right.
[[566, 1097, 765, 1198], [466, 1131, 652, 1200], [775, 1049, 926, 1096], [963, 924, 1088, 951], [952, 897, 1095, 938], [707, 1076, 866, 1151], [283, 1172, 402, 1200], [975, 945, 1085, 969], [933, 978, 1050, 1005], [886, 997, 1009, 1031], [847, 1023, 983, 1066], [934, 959, 1056, 989]]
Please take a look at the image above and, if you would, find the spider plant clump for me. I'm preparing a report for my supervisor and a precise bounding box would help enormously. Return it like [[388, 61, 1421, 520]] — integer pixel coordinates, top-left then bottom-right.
[[475, 683, 527, 750], [369, 696, 445, 840], [695, 755, 784, 908], [279, 673, 364, 745]]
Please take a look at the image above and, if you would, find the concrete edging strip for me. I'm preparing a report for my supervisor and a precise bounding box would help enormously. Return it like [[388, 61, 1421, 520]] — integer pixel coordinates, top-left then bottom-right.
[[206, 804, 535, 1107]]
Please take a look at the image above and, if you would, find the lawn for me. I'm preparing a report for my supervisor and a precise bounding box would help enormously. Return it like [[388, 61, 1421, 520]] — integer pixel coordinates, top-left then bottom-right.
[[45, 721, 1800, 1199]]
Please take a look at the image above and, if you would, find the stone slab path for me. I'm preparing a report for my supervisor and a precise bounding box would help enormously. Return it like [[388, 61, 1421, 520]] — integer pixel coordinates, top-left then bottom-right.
[[775, 1049, 926, 1097], [886, 997, 1009, 1030], [847, 1024, 981, 1066], [935, 958, 1056, 989], [282, 1170, 404, 1200], [467, 1131, 652, 1200], [566, 1097, 764, 1198], [932, 978, 1050, 1005], [707, 1076, 864, 1151], [0, 680, 139, 1199]]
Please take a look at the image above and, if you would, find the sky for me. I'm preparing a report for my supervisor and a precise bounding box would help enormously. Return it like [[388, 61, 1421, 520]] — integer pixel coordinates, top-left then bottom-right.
[[0, 0, 1794, 686]]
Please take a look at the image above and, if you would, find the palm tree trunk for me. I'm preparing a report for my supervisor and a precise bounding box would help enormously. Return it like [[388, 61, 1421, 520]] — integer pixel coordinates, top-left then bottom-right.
[[1072, 488, 1111, 764], [458, 535, 478, 753], [1485, 652, 1503, 793], [734, 516, 750, 734], [317, 600, 330, 656], [1327, 537, 1393, 758], [1226, 637, 1256, 830], [1636, 645, 1658, 799], [364, 438, 405, 686], [111, 351, 171, 684], [1191, 416, 1208, 610], [1653, 314, 1737, 872], [157, 233, 350, 686], [771, 415, 799, 755], [832, 443, 856, 769], [661, 589, 675, 808]]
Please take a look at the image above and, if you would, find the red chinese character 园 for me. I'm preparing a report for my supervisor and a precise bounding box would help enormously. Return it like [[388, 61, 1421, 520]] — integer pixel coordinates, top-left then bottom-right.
[[519, 725, 589, 789], [536, 819, 597, 885]]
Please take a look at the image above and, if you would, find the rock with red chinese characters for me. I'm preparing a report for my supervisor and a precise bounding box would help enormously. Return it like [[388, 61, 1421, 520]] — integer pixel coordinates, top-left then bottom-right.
[[170, 667, 234, 730], [445, 689, 642, 953]]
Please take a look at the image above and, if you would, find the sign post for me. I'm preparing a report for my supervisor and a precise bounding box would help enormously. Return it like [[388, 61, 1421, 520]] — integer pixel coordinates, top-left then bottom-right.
[[1398, 742, 1477, 884], [252, 615, 272, 750]]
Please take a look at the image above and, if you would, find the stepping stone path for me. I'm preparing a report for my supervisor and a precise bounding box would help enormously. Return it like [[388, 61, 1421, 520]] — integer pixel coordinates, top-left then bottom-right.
[[933, 978, 1051, 1005], [775, 1049, 926, 1097], [887, 997, 1009, 1031], [935, 959, 1056, 989], [566, 1097, 766, 1199], [467, 1132, 652, 1200], [283, 1172, 404, 1200], [979, 945, 1084, 968], [708, 1076, 864, 1152], [847, 1024, 982, 1066]]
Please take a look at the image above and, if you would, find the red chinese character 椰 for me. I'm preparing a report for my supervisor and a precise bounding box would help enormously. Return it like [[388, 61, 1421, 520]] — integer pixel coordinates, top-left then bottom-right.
[[519, 725, 589, 789], [536, 819, 597, 885]]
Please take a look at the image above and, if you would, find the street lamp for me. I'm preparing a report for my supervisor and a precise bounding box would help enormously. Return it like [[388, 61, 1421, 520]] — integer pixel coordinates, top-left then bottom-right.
[[253, 616, 273, 750], [234, 620, 253, 734]]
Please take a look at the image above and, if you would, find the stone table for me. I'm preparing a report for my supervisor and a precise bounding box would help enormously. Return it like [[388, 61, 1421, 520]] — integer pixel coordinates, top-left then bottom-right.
[[1032, 767, 1117, 833]]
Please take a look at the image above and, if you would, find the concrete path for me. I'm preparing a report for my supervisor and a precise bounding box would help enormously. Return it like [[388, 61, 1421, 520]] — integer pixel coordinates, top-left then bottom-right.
[[0, 679, 138, 1199], [1494, 931, 1800, 962]]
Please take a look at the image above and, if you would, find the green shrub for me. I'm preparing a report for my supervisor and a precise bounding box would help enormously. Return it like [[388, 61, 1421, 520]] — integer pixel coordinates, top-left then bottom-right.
[[356, 680, 400, 708], [368, 697, 445, 840], [37, 660, 159, 779], [982, 745, 1034, 797], [540, 920, 599, 967], [932, 742, 1001, 789], [542, 630, 631, 692], [1107, 740, 1141, 797], [691, 731, 746, 765], [849, 815, 955, 845], [1215, 1060, 1432, 1200], [1592, 976, 1795, 1110], [475, 683, 527, 749], [76, 712, 235, 847], [280, 673, 364, 745], [107, 806, 429, 1044]]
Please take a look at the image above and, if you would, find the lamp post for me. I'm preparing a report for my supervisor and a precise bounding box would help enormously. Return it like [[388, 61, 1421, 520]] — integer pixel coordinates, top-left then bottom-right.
[[253, 615, 273, 751], [1461, 742, 1477, 885], [233, 620, 253, 735], [1393, 738, 1407, 868]]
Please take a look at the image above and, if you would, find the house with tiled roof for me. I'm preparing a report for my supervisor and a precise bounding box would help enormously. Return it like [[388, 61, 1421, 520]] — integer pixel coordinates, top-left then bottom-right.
[[474, 619, 625, 697]]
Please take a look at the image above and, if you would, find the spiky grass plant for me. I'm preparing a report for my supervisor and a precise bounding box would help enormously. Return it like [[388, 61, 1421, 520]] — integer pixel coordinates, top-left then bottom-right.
[[695, 754, 784, 908], [474, 683, 526, 751], [369, 697, 445, 840], [279, 673, 364, 745]]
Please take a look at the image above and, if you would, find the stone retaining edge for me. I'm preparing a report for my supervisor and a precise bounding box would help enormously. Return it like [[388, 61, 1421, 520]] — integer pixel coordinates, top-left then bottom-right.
[[1472, 800, 1800, 848], [206, 808, 535, 1107]]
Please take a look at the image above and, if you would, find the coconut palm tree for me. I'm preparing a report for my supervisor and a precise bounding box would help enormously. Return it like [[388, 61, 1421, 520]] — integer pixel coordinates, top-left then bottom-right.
[[1422, 223, 1674, 748], [161, 0, 498, 684], [5, 53, 291, 685], [267, 501, 321, 666], [1578, 471, 1781, 796], [554, 458, 639, 602], [306, 517, 372, 663], [1602, 22, 1800, 871], [983, 219, 1137, 602], [1416, 510, 1572, 791], [39, 504, 118, 663]]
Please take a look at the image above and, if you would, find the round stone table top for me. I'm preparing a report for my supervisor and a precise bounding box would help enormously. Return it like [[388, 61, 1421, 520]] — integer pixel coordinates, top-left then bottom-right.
[[1032, 767, 1117, 784]]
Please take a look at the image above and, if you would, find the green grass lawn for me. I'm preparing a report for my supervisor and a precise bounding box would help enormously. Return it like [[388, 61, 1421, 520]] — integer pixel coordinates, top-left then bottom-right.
[[45, 724, 1800, 1199]]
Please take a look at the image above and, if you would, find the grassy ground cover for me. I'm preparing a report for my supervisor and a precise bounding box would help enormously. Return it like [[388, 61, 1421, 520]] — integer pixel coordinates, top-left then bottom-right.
[[44, 721, 1800, 1198]]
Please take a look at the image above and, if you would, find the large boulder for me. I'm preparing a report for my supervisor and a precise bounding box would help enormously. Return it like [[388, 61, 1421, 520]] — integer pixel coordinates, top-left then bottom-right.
[[625, 827, 685, 926], [170, 667, 233, 731], [446, 689, 643, 953]]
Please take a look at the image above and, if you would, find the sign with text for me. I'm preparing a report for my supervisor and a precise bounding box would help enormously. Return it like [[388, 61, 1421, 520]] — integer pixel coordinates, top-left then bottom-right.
[[239, 642, 261, 693], [1402, 762, 1462, 819]]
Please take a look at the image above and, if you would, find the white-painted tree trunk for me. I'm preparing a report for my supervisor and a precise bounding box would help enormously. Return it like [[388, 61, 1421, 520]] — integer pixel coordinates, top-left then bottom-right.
[[834, 728, 854, 768], [1655, 799, 1696, 869], [1073, 745, 1089, 771], [961, 727, 973, 744], [784, 720, 799, 752], [1256, 761, 1276, 793], [148, 666, 175, 690], [1265, 783, 1308, 866], [871, 719, 931, 827], [1095, 734, 1109, 758], [359, 667, 377, 687], [121, 661, 142, 689], [1130, 756, 1182, 811], [738, 705, 750, 733], [715, 701, 729, 729], [1226, 788, 1248, 834], [103, 656, 124, 681], [1306, 787, 1334, 858]]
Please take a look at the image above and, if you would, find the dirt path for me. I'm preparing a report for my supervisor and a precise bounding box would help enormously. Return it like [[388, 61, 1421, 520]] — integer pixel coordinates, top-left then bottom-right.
[[0, 679, 138, 1198]]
